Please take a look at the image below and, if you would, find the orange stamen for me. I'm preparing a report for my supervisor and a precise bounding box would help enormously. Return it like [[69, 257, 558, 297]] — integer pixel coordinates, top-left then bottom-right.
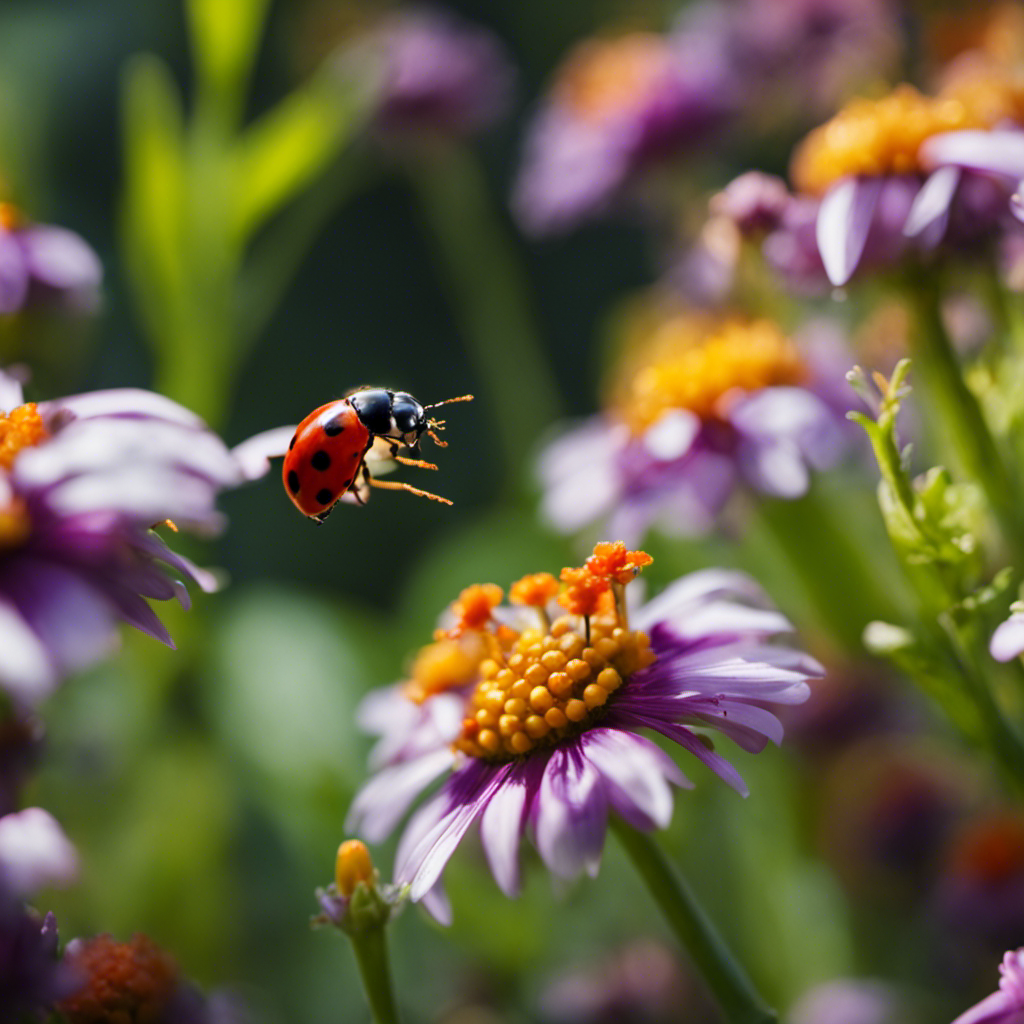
[[0, 404, 49, 471], [585, 541, 653, 584], [509, 572, 561, 607]]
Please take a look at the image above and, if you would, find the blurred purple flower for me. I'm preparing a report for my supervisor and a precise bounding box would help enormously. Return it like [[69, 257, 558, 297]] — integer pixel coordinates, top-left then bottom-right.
[[537, 311, 850, 543], [348, 559, 817, 922], [712, 172, 791, 238], [991, 603, 1024, 662], [952, 949, 1024, 1024], [513, 32, 736, 235], [0, 207, 101, 315], [0, 808, 79, 1020], [0, 369, 266, 705], [539, 939, 715, 1024], [790, 979, 906, 1024], [360, 7, 514, 138]]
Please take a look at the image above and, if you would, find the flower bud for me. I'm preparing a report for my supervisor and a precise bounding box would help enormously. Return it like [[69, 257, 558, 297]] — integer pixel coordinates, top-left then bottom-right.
[[335, 840, 374, 897]]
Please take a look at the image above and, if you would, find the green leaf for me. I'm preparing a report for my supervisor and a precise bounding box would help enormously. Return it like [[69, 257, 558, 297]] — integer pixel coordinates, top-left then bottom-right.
[[230, 70, 377, 242], [120, 54, 189, 343], [186, 0, 271, 104]]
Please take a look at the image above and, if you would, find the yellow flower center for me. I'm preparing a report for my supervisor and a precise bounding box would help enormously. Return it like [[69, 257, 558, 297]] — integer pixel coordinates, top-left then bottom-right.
[[0, 202, 23, 232], [556, 33, 670, 125], [404, 637, 487, 704], [611, 311, 807, 433], [454, 612, 655, 761], [791, 85, 991, 195], [939, 60, 1024, 128], [0, 403, 49, 471]]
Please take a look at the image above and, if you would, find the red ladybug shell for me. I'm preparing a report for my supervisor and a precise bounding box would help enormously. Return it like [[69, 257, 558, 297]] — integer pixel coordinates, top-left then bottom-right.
[[282, 399, 370, 518]]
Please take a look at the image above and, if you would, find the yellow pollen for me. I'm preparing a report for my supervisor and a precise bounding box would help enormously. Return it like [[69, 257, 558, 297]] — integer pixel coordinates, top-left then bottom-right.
[[0, 404, 49, 471], [454, 612, 655, 762], [938, 60, 1024, 129], [791, 84, 993, 195], [556, 33, 671, 125], [611, 312, 807, 433]]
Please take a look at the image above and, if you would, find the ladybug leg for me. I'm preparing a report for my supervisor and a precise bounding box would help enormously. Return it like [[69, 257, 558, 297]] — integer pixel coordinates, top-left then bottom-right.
[[313, 503, 336, 524], [394, 455, 439, 471], [350, 461, 371, 506], [369, 476, 453, 506]]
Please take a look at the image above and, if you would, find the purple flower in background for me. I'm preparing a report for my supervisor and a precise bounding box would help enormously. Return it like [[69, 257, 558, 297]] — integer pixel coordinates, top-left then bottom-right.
[[789, 80, 1024, 286], [513, 31, 736, 235], [952, 949, 1024, 1024], [537, 304, 849, 543], [0, 205, 101, 315], [0, 808, 79, 1020], [358, 7, 514, 138], [790, 979, 907, 1024], [992, 603, 1024, 662], [347, 549, 817, 922], [0, 368, 263, 705]]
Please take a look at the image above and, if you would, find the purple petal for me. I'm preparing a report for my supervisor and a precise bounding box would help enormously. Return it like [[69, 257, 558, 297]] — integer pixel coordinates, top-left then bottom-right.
[[0, 367, 25, 411], [346, 748, 453, 842], [0, 807, 78, 894], [231, 425, 297, 481], [633, 569, 772, 631], [952, 990, 1021, 1024], [42, 388, 206, 427], [538, 419, 626, 532], [641, 410, 701, 460], [20, 226, 102, 292], [0, 230, 29, 313], [922, 130, 1024, 180], [904, 166, 961, 240], [816, 176, 882, 286], [0, 595, 56, 704], [580, 728, 681, 829], [479, 765, 532, 897], [533, 745, 608, 880], [992, 614, 1024, 662]]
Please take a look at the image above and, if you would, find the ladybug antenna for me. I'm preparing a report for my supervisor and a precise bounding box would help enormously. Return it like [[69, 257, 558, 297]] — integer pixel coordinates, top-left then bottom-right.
[[422, 394, 472, 448], [422, 394, 474, 413]]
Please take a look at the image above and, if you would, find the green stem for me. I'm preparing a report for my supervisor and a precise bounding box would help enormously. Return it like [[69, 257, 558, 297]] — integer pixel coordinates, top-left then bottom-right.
[[349, 926, 401, 1024], [611, 818, 777, 1024], [907, 270, 1023, 557], [406, 144, 561, 486]]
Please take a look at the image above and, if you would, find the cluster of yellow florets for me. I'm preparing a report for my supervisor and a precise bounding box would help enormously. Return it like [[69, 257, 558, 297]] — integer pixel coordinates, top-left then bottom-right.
[[791, 84, 991, 195], [611, 310, 806, 432], [555, 33, 670, 125], [938, 59, 1024, 128], [406, 543, 656, 762], [0, 403, 48, 472]]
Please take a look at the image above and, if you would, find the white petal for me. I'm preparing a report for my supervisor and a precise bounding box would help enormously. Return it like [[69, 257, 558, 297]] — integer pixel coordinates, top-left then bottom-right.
[[0, 807, 78, 893], [816, 176, 881, 286], [0, 597, 56, 704], [231, 426, 297, 481]]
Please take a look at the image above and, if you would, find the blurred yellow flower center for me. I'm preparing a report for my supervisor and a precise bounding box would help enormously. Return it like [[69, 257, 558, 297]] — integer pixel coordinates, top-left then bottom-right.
[[0, 202, 23, 232], [0, 403, 48, 471], [557, 33, 669, 124], [0, 497, 30, 550], [791, 85, 993, 194], [612, 312, 806, 432], [404, 637, 486, 704], [455, 613, 655, 761], [939, 61, 1024, 128]]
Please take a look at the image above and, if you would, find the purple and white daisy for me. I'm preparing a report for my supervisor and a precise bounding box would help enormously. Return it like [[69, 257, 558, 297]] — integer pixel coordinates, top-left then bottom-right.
[[346, 547, 818, 922], [0, 368, 268, 706], [536, 306, 850, 544], [350, 7, 514, 139], [952, 949, 1024, 1024], [512, 31, 736, 236], [789, 81, 1023, 286], [0, 206, 102, 315]]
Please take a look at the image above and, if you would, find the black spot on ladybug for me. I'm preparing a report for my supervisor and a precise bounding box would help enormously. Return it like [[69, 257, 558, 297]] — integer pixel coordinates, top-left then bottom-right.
[[310, 450, 331, 471], [287, 471, 301, 494], [350, 451, 359, 460], [323, 419, 344, 437], [341, 478, 353, 489], [288, 434, 297, 450], [316, 488, 333, 506]]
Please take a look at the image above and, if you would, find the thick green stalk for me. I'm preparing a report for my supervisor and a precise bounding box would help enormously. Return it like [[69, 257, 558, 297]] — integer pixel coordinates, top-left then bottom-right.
[[349, 926, 401, 1024], [907, 271, 1023, 558], [612, 819, 777, 1024], [407, 144, 561, 484]]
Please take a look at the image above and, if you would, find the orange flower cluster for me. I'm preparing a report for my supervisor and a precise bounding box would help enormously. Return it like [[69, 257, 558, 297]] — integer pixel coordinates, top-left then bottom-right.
[[586, 541, 654, 584], [509, 572, 560, 607], [448, 583, 504, 634], [558, 567, 612, 617], [0, 403, 49, 472]]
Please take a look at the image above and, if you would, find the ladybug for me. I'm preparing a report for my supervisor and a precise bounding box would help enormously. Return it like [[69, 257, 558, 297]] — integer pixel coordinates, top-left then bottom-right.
[[283, 387, 473, 523]]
